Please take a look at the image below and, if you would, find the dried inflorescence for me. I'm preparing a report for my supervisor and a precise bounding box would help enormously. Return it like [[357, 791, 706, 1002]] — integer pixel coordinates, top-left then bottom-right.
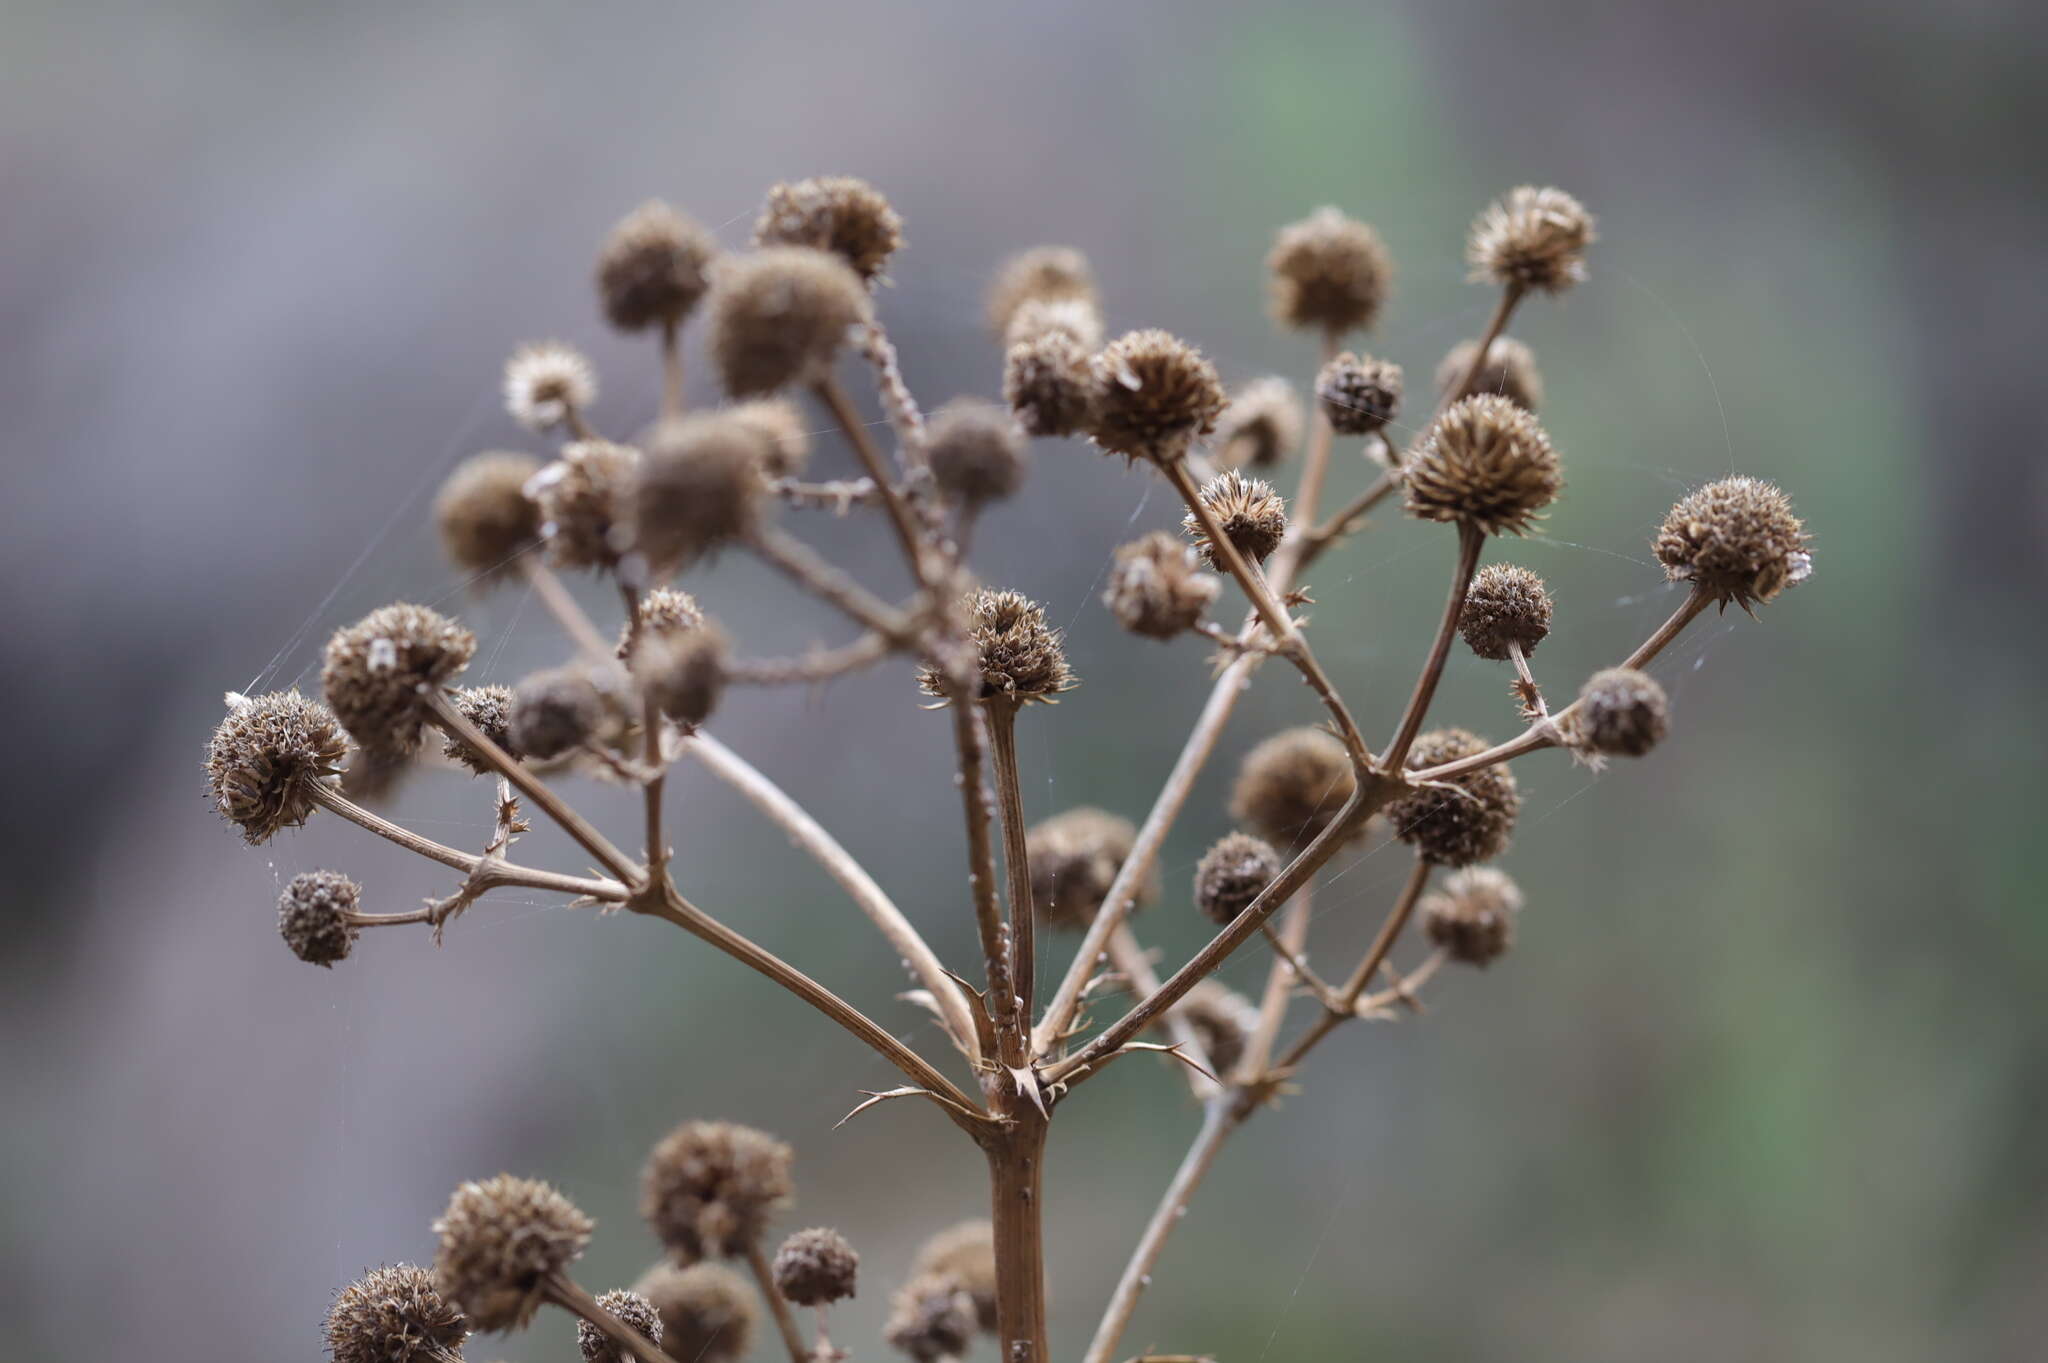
[[279, 869, 361, 966], [577, 1288, 665, 1363], [627, 587, 707, 654], [755, 176, 904, 284], [1458, 563, 1554, 661], [436, 451, 542, 581], [1421, 867, 1523, 967], [510, 665, 610, 761], [1316, 351, 1404, 438], [432, 1175, 593, 1332], [1467, 185, 1597, 295], [909, 1222, 998, 1333], [1167, 979, 1263, 1076], [1103, 531, 1219, 640], [322, 604, 476, 757], [885, 1273, 979, 1362], [1194, 831, 1282, 925], [598, 200, 719, 333], [636, 623, 729, 729], [1438, 335, 1544, 411], [1404, 394, 1563, 536], [1026, 807, 1154, 930], [772, 1227, 860, 1306], [1183, 469, 1288, 568], [1214, 376, 1304, 469], [921, 589, 1073, 704], [708, 247, 870, 397], [1088, 329, 1227, 463], [504, 342, 598, 433], [725, 398, 812, 478], [1268, 207, 1392, 335], [1232, 727, 1357, 850], [633, 1263, 758, 1363], [207, 690, 349, 843], [925, 397, 1028, 506], [632, 413, 771, 574], [1570, 667, 1670, 758], [1387, 729, 1520, 867], [442, 684, 517, 774], [528, 440, 641, 571], [325, 1263, 468, 1363], [986, 246, 1098, 337], [1654, 475, 1811, 610], [640, 1120, 795, 1262], [1003, 327, 1101, 438]]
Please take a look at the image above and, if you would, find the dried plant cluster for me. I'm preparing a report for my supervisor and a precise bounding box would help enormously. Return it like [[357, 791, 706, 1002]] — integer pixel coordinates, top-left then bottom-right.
[[206, 176, 1811, 1363]]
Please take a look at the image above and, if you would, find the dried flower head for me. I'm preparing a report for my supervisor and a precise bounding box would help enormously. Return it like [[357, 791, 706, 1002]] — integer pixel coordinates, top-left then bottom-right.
[[503, 342, 597, 432], [1026, 807, 1154, 930], [509, 666, 611, 762], [1231, 728, 1357, 850], [1571, 667, 1670, 758], [1267, 207, 1392, 335], [1386, 729, 1520, 866], [1468, 185, 1597, 295], [1004, 295, 1103, 351], [1087, 329, 1226, 463], [279, 869, 361, 967], [919, 589, 1074, 705], [884, 1273, 978, 1363], [771, 1227, 859, 1306], [1653, 476, 1811, 610], [632, 1263, 757, 1363], [635, 623, 729, 729], [632, 414, 770, 575], [1003, 329, 1101, 438], [986, 246, 1097, 338], [598, 200, 718, 333], [1194, 831, 1282, 925], [432, 1174, 593, 1332], [435, 452, 542, 581], [322, 604, 476, 757], [905, 1224, 996, 1334], [707, 247, 870, 397], [925, 397, 1028, 506], [206, 690, 348, 843], [441, 685, 516, 775], [325, 1263, 468, 1363], [1404, 394, 1563, 536], [526, 440, 641, 572], [724, 399, 811, 478], [576, 1288, 664, 1363], [620, 587, 706, 657], [1421, 866, 1523, 966], [1458, 563, 1554, 661], [1102, 531, 1219, 639], [754, 177, 903, 284], [1315, 351, 1404, 438], [1437, 335, 1544, 411], [1167, 979, 1263, 1076], [640, 1120, 795, 1262], [1182, 469, 1288, 568], [1214, 376, 1304, 470]]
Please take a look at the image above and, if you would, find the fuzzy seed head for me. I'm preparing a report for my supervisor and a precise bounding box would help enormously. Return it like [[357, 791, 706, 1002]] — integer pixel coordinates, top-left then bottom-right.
[[1194, 831, 1282, 925], [503, 342, 597, 432], [1087, 329, 1227, 463], [1231, 728, 1357, 850], [1437, 335, 1544, 411], [1458, 563, 1554, 661], [632, 1263, 758, 1363], [986, 246, 1098, 338], [325, 1263, 468, 1363], [1315, 351, 1405, 437], [754, 177, 903, 284], [632, 414, 770, 576], [926, 397, 1028, 506], [435, 452, 542, 581], [884, 1273, 978, 1363], [1004, 295, 1104, 351], [206, 690, 348, 843], [640, 1120, 795, 1262], [509, 666, 610, 761], [1103, 531, 1219, 640], [1214, 376, 1304, 470], [635, 623, 729, 729], [620, 587, 706, 658], [1182, 469, 1288, 569], [598, 200, 718, 333], [1571, 667, 1670, 758], [432, 1174, 593, 1332], [1026, 807, 1154, 930], [909, 1223, 997, 1333], [1168, 980, 1262, 1077], [1002, 329, 1101, 438], [526, 440, 641, 572], [1404, 394, 1563, 536], [1267, 207, 1392, 335], [322, 604, 476, 757], [577, 1289, 665, 1363], [441, 685, 517, 775], [707, 247, 870, 397], [1653, 476, 1811, 609], [920, 589, 1074, 705], [724, 399, 812, 478], [1421, 867, 1523, 966], [278, 869, 360, 967], [771, 1227, 859, 1306], [1468, 185, 1597, 295], [1387, 729, 1521, 866]]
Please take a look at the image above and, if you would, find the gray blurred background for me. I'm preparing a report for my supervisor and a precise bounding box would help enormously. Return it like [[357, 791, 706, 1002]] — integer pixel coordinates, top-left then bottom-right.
[[5, 1, 2045, 1359]]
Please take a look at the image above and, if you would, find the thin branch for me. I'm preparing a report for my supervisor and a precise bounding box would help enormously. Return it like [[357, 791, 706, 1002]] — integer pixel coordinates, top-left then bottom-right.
[[725, 633, 890, 686], [1300, 469, 1400, 565], [949, 698, 1016, 1046], [744, 1240, 810, 1363], [987, 702, 1037, 1039], [520, 554, 615, 664], [659, 316, 685, 423], [1269, 857, 1432, 1075], [1107, 924, 1216, 1098], [1441, 284, 1526, 414], [748, 526, 917, 645], [812, 373, 930, 582], [771, 476, 878, 512], [1239, 887, 1311, 1080], [1381, 522, 1485, 773]]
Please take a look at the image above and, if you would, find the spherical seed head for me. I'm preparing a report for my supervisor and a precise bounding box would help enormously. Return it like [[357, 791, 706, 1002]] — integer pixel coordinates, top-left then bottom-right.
[[634, 623, 729, 729], [1002, 329, 1101, 438], [1026, 807, 1154, 930], [325, 1263, 468, 1363], [1194, 831, 1282, 926], [884, 1273, 978, 1363], [598, 200, 718, 332], [1088, 329, 1227, 463], [206, 690, 348, 843], [503, 342, 597, 432], [1267, 207, 1392, 335], [986, 246, 1098, 337], [1404, 394, 1563, 536], [278, 869, 360, 967], [909, 1222, 997, 1333], [432, 1174, 593, 1333], [527, 440, 642, 572], [322, 604, 476, 758], [1103, 531, 1219, 640], [919, 589, 1074, 705], [619, 587, 706, 658], [632, 1262, 758, 1363], [1386, 728, 1521, 867], [1653, 476, 1811, 610], [1214, 376, 1304, 470], [1168, 979, 1262, 1077], [707, 247, 870, 397], [771, 1227, 859, 1306], [1468, 185, 1597, 295], [1458, 563, 1554, 661], [1182, 469, 1288, 569], [1437, 335, 1544, 411], [436, 452, 542, 580], [1004, 296, 1104, 351], [1572, 667, 1670, 758], [632, 414, 770, 576], [441, 685, 517, 775], [1315, 351, 1404, 438], [1422, 866, 1523, 966], [1231, 727, 1357, 850], [754, 177, 903, 284], [724, 399, 812, 478], [926, 397, 1028, 506], [509, 666, 607, 761], [640, 1120, 795, 1262], [577, 1288, 665, 1363]]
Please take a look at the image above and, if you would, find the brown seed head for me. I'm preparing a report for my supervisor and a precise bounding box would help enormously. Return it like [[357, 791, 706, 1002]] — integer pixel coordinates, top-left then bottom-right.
[[640, 1120, 795, 1262], [1421, 866, 1523, 966], [1102, 531, 1219, 640], [1002, 329, 1101, 438], [1437, 335, 1544, 411], [527, 440, 641, 572], [707, 248, 870, 397], [632, 414, 770, 576], [1468, 185, 1597, 295], [1386, 729, 1520, 866], [1571, 667, 1670, 758], [925, 397, 1028, 506], [884, 1273, 978, 1363], [432, 1174, 593, 1332], [598, 200, 718, 332], [635, 623, 729, 729], [724, 399, 812, 478], [1267, 207, 1392, 335], [577, 1289, 664, 1363], [1166, 979, 1263, 1077], [631, 1263, 758, 1363], [206, 690, 348, 843], [1182, 469, 1288, 568], [278, 869, 360, 967], [620, 587, 706, 658], [1004, 296, 1104, 351], [1315, 351, 1405, 438], [1087, 329, 1226, 463], [1026, 807, 1155, 930], [1404, 394, 1563, 536], [1231, 728, 1357, 851], [1653, 476, 1811, 610], [986, 246, 1097, 337], [909, 1223, 997, 1333], [771, 1227, 859, 1306], [509, 666, 613, 761], [503, 342, 597, 432], [441, 685, 517, 775], [322, 604, 476, 757], [920, 589, 1074, 705], [754, 177, 903, 284], [1458, 563, 1554, 661], [325, 1263, 468, 1363], [1194, 831, 1282, 925], [1214, 376, 1304, 470], [435, 452, 542, 581]]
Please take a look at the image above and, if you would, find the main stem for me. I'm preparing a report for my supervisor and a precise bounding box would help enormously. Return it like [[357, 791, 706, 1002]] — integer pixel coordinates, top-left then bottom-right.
[[985, 1106, 1051, 1363]]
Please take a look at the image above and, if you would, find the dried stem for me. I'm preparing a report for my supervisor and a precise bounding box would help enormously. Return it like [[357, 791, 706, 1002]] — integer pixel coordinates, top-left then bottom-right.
[[544, 1273, 671, 1363], [1270, 857, 1432, 1075], [659, 316, 685, 422], [950, 699, 1015, 1041], [520, 554, 615, 664], [1382, 522, 1486, 773], [1239, 885, 1311, 1080], [986, 702, 1037, 1039], [744, 1240, 811, 1363], [724, 633, 890, 686], [812, 373, 930, 582], [1300, 469, 1400, 565], [748, 527, 917, 645], [1281, 330, 1344, 533], [305, 781, 627, 901], [1442, 284, 1526, 413], [1107, 924, 1216, 1096], [771, 476, 878, 512]]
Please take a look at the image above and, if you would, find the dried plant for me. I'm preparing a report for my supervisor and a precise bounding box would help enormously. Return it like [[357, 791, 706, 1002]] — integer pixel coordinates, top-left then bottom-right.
[[208, 178, 1811, 1363]]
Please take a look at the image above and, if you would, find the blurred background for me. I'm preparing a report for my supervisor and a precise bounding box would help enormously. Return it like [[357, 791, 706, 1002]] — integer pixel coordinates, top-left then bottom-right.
[[5, 1, 2044, 1359]]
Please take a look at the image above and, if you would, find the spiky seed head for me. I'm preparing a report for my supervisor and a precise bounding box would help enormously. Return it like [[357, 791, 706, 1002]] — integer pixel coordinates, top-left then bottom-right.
[[1214, 377, 1304, 470], [925, 397, 1028, 506], [1003, 329, 1101, 438], [435, 452, 542, 581], [1421, 867, 1523, 966], [1404, 394, 1563, 536], [1231, 728, 1358, 851], [526, 441, 642, 572], [206, 691, 348, 843], [598, 200, 718, 333], [640, 1120, 795, 1263], [707, 248, 870, 398], [1194, 831, 1282, 925], [919, 589, 1074, 705], [278, 870, 361, 967], [1267, 207, 1393, 335], [1103, 531, 1219, 640], [508, 666, 610, 761], [503, 342, 597, 432], [432, 1174, 593, 1332], [723, 399, 812, 478], [1437, 335, 1544, 411], [1167, 980, 1262, 1077], [635, 623, 729, 729], [441, 685, 517, 775], [771, 1228, 859, 1306], [1026, 807, 1155, 930], [325, 1263, 468, 1363], [986, 246, 1098, 337], [1087, 329, 1227, 463], [884, 1273, 978, 1363], [1468, 185, 1597, 295], [632, 414, 770, 576], [1315, 351, 1404, 438], [1182, 469, 1288, 568], [1571, 667, 1670, 758], [908, 1222, 997, 1333], [1386, 729, 1520, 867], [1004, 296, 1104, 351], [322, 604, 476, 758], [1653, 476, 1811, 610], [1458, 563, 1554, 661], [619, 587, 706, 658], [754, 177, 903, 284], [632, 1263, 758, 1363], [577, 1289, 665, 1363]]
